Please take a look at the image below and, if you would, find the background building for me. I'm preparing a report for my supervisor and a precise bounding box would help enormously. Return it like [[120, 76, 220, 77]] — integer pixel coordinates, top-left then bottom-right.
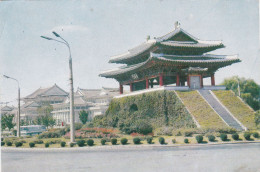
[[20, 84, 68, 124], [51, 87, 119, 125]]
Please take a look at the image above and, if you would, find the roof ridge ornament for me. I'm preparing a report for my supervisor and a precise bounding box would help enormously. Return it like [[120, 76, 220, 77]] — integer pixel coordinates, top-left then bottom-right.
[[174, 21, 180, 29]]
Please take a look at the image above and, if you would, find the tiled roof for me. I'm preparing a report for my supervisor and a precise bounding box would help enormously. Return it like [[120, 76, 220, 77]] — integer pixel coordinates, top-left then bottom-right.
[[108, 27, 223, 64], [109, 40, 156, 64], [21, 101, 41, 110], [160, 40, 223, 48], [1, 105, 14, 112], [77, 88, 119, 99], [24, 84, 68, 99], [100, 54, 240, 77], [156, 28, 198, 42]]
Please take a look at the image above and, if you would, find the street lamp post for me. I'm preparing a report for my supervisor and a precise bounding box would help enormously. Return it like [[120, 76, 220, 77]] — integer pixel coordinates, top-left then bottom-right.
[[3, 75, 20, 137], [41, 32, 75, 142]]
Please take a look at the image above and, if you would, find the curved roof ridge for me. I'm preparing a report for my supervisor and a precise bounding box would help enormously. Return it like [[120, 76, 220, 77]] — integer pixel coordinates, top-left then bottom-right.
[[109, 40, 156, 63], [156, 28, 199, 42], [151, 53, 238, 59]]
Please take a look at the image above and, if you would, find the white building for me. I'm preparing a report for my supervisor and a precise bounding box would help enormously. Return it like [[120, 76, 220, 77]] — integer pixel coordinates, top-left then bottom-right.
[[51, 87, 119, 125], [20, 84, 68, 124]]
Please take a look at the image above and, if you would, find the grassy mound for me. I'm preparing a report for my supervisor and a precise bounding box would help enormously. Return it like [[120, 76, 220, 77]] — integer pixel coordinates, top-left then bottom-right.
[[93, 91, 196, 130], [213, 90, 256, 129], [176, 91, 227, 128]]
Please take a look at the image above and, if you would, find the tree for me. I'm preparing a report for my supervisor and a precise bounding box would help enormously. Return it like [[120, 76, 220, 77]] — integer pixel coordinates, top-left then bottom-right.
[[36, 104, 55, 128], [255, 110, 260, 126], [222, 76, 260, 111], [79, 110, 88, 124], [1, 114, 14, 131], [21, 119, 25, 126]]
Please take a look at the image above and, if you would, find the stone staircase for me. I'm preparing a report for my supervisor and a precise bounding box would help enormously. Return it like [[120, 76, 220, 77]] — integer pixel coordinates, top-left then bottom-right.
[[198, 90, 244, 130]]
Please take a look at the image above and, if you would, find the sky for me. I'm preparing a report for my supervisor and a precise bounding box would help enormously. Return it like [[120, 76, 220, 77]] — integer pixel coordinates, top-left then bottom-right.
[[0, 0, 259, 106]]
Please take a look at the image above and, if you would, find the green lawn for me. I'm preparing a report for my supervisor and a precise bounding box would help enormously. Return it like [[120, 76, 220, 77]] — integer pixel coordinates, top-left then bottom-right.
[[176, 91, 227, 128], [213, 90, 256, 129]]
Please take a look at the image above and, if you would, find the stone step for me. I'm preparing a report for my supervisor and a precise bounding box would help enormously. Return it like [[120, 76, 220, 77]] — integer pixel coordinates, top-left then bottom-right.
[[198, 90, 244, 130]]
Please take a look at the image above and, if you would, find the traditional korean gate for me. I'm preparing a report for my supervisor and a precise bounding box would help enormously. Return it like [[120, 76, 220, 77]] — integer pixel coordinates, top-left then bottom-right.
[[190, 76, 201, 89]]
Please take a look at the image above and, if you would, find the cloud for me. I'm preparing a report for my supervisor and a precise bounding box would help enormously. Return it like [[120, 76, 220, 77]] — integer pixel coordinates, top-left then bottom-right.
[[48, 25, 89, 33]]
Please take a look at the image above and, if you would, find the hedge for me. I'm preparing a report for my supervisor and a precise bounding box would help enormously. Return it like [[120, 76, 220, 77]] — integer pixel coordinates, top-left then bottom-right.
[[101, 139, 106, 145], [29, 142, 35, 148], [111, 138, 117, 145], [146, 137, 153, 144], [87, 139, 94, 146], [196, 135, 203, 143], [133, 137, 141, 144], [159, 137, 165, 145]]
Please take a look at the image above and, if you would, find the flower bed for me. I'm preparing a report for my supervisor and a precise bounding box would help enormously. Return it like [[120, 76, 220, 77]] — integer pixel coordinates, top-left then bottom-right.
[[64, 127, 119, 139]]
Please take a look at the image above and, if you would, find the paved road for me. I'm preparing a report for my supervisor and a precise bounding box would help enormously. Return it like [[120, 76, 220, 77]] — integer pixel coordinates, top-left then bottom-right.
[[2, 143, 260, 172]]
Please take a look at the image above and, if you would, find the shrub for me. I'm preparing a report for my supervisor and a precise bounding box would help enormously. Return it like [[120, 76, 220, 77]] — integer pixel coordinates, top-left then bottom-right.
[[146, 137, 153, 144], [184, 138, 189, 144], [252, 132, 259, 138], [176, 131, 182, 136], [13, 130, 17, 136], [232, 133, 239, 140], [217, 128, 237, 134], [120, 138, 128, 145], [208, 135, 215, 142], [60, 141, 66, 147], [220, 134, 228, 141], [172, 139, 176, 144], [158, 137, 165, 145], [244, 132, 251, 140], [87, 139, 94, 146], [137, 122, 153, 135], [101, 139, 106, 145], [1, 142, 5, 146], [133, 137, 141, 144], [1, 138, 3, 141], [15, 142, 23, 147], [38, 132, 61, 139], [6, 141, 12, 146], [77, 140, 86, 147], [120, 120, 153, 135], [45, 143, 50, 148], [111, 138, 117, 145], [196, 135, 203, 143], [75, 123, 83, 130], [29, 142, 35, 148], [184, 131, 193, 137], [70, 143, 75, 147]]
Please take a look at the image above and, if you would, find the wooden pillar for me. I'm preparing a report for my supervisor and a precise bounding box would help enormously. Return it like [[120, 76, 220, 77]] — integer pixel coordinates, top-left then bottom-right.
[[119, 84, 123, 94], [187, 75, 190, 87], [130, 83, 133, 92], [211, 74, 215, 86], [200, 75, 204, 88], [176, 73, 180, 86], [146, 79, 149, 89], [151, 80, 154, 88], [159, 73, 163, 86]]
